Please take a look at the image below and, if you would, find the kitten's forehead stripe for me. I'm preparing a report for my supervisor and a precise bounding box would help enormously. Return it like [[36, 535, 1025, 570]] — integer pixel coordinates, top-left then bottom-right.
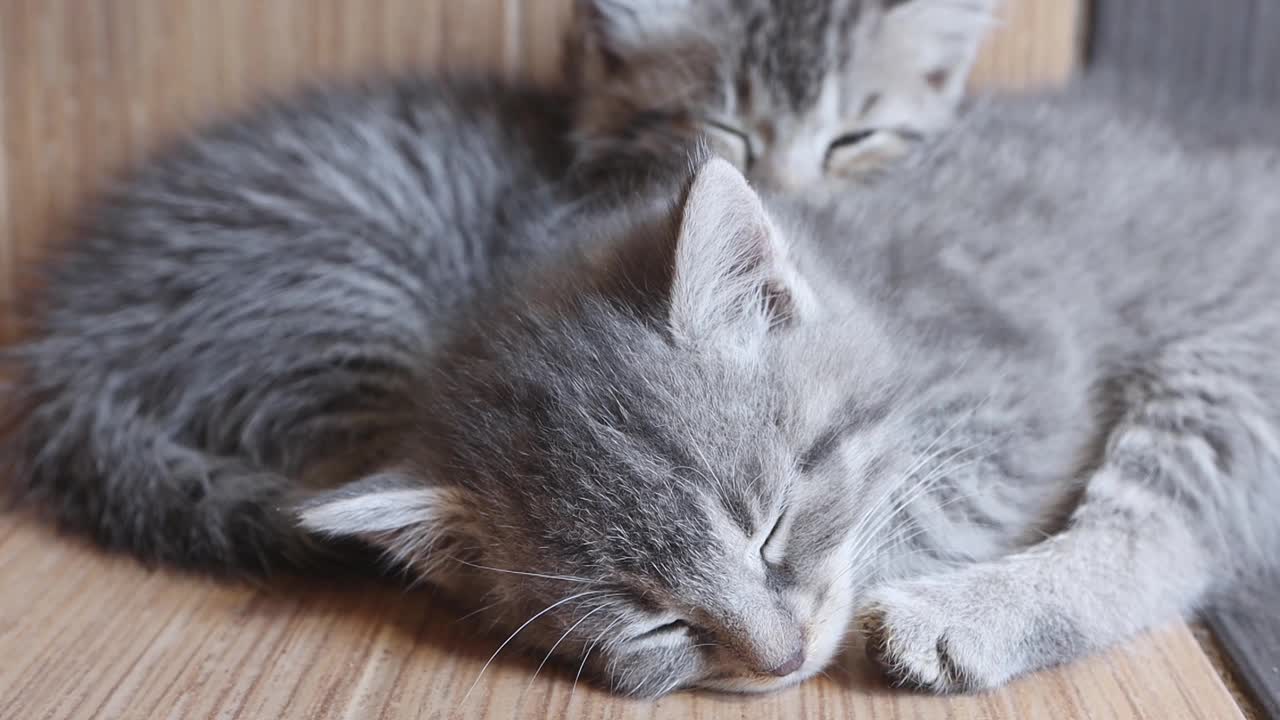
[[736, 0, 867, 111], [618, 388, 765, 540], [800, 425, 844, 471], [800, 398, 892, 470], [721, 490, 757, 534]]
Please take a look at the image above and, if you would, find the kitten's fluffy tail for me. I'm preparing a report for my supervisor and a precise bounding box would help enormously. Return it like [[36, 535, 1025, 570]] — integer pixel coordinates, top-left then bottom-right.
[[0, 363, 340, 576]]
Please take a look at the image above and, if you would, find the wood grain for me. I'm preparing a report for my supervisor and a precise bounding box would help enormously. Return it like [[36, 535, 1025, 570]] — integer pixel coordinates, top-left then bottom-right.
[[973, 0, 1085, 90], [0, 516, 1246, 720], [0, 0, 1078, 342]]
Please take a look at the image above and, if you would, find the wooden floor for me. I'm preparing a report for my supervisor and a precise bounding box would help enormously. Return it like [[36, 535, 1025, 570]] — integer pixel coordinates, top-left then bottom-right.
[[0, 517, 1246, 720]]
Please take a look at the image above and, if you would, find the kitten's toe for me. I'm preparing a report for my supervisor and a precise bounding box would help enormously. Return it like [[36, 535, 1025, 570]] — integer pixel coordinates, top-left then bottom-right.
[[857, 589, 955, 692], [855, 585, 1005, 694]]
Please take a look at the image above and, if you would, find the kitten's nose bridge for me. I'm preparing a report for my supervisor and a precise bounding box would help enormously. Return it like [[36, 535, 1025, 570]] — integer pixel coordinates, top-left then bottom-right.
[[751, 136, 824, 192], [752, 155, 817, 193]]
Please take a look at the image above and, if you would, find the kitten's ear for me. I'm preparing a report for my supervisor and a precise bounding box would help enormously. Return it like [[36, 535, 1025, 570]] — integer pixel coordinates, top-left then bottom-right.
[[669, 158, 812, 346], [577, 0, 695, 55], [881, 0, 998, 100], [296, 470, 465, 570]]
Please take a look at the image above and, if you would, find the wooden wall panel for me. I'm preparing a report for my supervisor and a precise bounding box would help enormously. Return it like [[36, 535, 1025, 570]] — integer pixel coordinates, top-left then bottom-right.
[[0, 0, 1079, 341], [973, 0, 1085, 89]]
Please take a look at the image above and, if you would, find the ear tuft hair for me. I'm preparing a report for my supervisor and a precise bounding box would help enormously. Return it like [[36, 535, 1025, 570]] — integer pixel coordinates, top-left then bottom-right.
[[296, 471, 465, 571], [669, 158, 812, 347]]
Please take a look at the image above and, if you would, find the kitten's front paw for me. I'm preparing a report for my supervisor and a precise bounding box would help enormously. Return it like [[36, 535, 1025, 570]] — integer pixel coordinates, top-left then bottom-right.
[[856, 583, 1014, 693]]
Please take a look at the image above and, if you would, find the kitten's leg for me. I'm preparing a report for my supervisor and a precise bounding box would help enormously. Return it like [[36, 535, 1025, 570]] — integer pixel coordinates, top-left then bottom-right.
[[857, 340, 1278, 692]]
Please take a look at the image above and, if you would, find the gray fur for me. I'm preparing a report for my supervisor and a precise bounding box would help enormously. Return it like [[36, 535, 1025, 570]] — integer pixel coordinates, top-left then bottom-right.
[[787, 83, 1280, 691], [1, 77, 577, 573], [5, 33, 1280, 706]]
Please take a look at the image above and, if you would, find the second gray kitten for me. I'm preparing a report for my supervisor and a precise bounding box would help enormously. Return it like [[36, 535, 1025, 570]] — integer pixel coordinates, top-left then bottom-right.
[[569, 0, 994, 191]]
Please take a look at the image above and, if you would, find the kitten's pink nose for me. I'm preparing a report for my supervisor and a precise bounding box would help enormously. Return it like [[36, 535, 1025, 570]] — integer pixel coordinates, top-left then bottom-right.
[[766, 648, 806, 677]]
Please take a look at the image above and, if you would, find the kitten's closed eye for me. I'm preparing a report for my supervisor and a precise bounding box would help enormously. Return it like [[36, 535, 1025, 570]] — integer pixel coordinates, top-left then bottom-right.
[[828, 130, 878, 151], [759, 510, 788, 565], [824, 129, 918, 180], [627, 618, 693, 647], [701, 120, 753, 172]]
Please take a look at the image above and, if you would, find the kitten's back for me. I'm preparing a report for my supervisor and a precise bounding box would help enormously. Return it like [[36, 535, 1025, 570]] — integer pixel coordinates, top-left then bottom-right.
[[0, 76, 575, 574], [824, 81, 1280, 348]]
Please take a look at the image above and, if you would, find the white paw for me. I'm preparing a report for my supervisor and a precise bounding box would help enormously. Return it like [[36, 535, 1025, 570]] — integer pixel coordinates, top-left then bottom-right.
[[855, 582, 1018, 693]]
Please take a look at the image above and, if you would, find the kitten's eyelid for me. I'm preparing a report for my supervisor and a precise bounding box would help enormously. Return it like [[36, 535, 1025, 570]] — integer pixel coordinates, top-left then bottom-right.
[[700, 118, 754, 168], [828, 125, 924, 147], [827, 129, 878, 152], [824, 127, 922, 168], [703, 117, 748, 139], [626, 618, 692, 646], [759, 508, 789, 562]]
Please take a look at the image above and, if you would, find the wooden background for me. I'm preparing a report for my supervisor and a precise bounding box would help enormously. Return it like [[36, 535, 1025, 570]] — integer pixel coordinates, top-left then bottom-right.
[[0, 516, 1246, 720], [0, 0, 1082, 341]]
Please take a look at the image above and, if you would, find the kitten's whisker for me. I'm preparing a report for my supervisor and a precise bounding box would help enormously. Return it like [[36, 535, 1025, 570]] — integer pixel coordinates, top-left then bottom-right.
[[454, 598, 502, 624], [690, 443, 727, 489], [837, 528, 951, 587], [893, 443, 996, 515], [658, 672, 685, 697], [839, 441, 998, 585], [449, 557, 601, 585], [460, 589, 603, 708], [672, 464, 716, 489], [841, 412, 982, 554], [876, 436, 997, 524], [521, 602, 615, 706], [571, 616, 627, 703], [893, 400, 985, 483], [851, 443, 994, 559], [896, 443, 1000, 524], [841, 457, 949, 577]]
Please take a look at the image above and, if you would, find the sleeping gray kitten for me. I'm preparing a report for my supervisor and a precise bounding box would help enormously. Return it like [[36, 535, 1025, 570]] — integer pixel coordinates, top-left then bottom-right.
[[568, 0, 994, 190], [321, 86, 1277, 698], [6, 67, 1279, 698]]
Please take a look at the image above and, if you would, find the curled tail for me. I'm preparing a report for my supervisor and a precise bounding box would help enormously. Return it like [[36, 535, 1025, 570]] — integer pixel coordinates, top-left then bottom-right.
[[0, 362, 342, 575]]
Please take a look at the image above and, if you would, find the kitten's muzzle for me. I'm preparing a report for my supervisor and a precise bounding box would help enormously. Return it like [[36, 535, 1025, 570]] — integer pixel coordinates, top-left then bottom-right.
[[764, 647, 806, 677], [711, 605, 808, 678]]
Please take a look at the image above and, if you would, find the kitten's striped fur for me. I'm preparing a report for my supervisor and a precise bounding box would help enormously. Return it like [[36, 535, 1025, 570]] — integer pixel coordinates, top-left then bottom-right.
[[6, 0, 1277, 702], [568, 0, 995, 192]]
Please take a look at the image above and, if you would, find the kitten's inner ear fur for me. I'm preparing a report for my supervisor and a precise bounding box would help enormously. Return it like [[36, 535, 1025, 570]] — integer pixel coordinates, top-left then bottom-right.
[[880, 0, 998, 100], [670, 158, 812, 345], [296, 471, 462, 569]]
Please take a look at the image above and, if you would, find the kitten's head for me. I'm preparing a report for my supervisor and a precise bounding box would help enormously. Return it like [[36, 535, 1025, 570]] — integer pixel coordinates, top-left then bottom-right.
[[567, 0, 996, 192], [299, 158, 910, 696]]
